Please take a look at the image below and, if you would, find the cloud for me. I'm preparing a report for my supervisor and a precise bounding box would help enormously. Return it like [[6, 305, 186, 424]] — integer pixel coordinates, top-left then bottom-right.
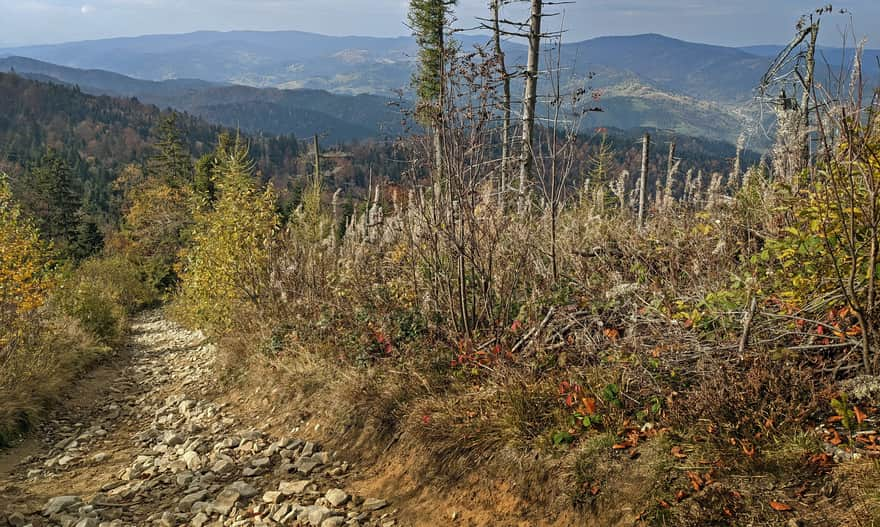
[[81, 4, 96, 14]]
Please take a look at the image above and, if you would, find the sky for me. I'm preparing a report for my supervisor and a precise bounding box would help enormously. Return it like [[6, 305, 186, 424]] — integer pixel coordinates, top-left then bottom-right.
[[1, 0, 879, 48]]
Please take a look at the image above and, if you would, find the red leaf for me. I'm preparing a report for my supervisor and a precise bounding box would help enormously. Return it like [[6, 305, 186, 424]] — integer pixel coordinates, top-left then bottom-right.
[[769, 500, 792, 512], [582, 397, 597, 415], [855, 406, 868, 424], [686, 472, 704, 491]]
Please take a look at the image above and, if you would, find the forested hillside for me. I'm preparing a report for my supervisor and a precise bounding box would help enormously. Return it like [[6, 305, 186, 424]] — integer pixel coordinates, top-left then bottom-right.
[[0, 73, 302, 229]]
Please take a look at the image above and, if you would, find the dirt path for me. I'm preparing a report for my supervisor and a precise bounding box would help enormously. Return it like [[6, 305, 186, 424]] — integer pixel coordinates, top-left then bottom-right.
[[0, 312, 397, 527]]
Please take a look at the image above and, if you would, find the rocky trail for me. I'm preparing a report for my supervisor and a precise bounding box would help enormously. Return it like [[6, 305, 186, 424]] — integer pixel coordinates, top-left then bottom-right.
[[0, 313, 398, 527]]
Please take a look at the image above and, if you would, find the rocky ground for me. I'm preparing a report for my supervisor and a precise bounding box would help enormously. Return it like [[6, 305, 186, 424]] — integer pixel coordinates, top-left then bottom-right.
[[0, 313, 398, 527]]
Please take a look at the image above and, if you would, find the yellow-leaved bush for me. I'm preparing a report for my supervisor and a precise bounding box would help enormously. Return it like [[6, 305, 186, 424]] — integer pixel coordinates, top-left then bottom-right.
[[176, 146, 279, 333], [0, 173, 52, 351], [0, 173, 59, 443]]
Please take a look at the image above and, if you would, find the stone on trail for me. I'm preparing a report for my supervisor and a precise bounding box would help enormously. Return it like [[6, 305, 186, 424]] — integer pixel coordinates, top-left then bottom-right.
[[209, 489, 240, 516], [210, 458, 234, 474], [74, 518, 98, 527], [182, 451, 202, 471], [362, 498, 389, 511], [226, 480, 258, 498], [325, 488, 349, 507], [43, 495, 82, 516], [271, 503, 291, 522], [262, 490, 282, 504], [178, 490, 208, 512], [190, 512, 209, 527], [321, 517, 345, 527], [163, 431, 185, 446], [279, 479, 312, 496], [251, 457, 271, 467], [6, 512, 26, 527], [296, 458, 322, 475], [305, 505, 332, 527], [176, 471, 194, 487]]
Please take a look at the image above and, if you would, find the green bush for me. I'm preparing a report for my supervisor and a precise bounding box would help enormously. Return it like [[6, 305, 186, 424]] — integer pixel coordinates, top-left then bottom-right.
[[58, 256, 157, 343]]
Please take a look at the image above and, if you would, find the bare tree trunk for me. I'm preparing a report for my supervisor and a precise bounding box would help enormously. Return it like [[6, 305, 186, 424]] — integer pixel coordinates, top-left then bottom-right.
[[732, 133, 744, 188], [313, 134, 320, 181], [799, 21, 819, 174], [638, 132, 650, 227], [664, 140, 678, 207], [492, 0, 512, 205], [518, 0, 542, 211]]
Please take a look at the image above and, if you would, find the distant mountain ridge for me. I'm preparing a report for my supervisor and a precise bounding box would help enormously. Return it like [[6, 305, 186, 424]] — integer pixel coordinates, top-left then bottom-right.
[[0, 56, 401, 144], [0, 31, 767, 101], [9, 31, 875, 145]]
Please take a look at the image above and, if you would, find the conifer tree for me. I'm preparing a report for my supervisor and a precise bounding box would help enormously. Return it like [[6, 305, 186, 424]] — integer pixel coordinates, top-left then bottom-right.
[[149, 114, 193, 187], [179, 136, 278, 331], [27, 150, 81, 257], [408, 0, 457, 172]]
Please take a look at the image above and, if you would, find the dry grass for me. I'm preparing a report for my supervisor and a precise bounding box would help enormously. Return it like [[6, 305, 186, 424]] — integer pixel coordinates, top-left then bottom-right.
[[0, 313, 106, 446]]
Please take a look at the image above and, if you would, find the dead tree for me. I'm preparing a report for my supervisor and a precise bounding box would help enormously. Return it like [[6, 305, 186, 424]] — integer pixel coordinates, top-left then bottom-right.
[[480, 0, 568, 212], [518, 0, 543, 209], [490, 0, 512, 204], [638, 132, 650, 227], [758, 7, 832, 179]]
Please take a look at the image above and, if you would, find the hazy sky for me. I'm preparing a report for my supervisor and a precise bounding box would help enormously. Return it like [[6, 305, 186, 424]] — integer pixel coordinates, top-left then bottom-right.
[[2, 0, 879, 48]]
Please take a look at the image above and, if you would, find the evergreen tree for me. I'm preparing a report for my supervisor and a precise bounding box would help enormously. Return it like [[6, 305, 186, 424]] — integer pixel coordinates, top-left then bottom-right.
[[149, 114, 193, 187], [27, 150, 82, 257], [408, 0, 457, 123], [72, 219, 104, 261], [409, 0, 456, 112], [193, 133, 235, 209], [408, 0, 457, 173], [178, 136, 278, 331]]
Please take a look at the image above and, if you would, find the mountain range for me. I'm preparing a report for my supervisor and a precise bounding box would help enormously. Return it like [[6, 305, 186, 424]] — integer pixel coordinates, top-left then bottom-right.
[[2, 31, 877, 146]]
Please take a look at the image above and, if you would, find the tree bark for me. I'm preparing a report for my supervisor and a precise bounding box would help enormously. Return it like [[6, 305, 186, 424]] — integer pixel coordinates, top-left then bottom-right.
[[799, 21, 818, 175], [518, 0, 542, 211], [492, 0, 512, 205], [638, 133, 650, 227]]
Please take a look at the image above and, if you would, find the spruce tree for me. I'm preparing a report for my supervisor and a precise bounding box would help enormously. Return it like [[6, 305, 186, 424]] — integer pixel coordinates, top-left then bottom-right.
[[28, 150, 82, 257], [408, 0, 456, 116], [149, 114, 193, 187], [408, 0, 457, 172]]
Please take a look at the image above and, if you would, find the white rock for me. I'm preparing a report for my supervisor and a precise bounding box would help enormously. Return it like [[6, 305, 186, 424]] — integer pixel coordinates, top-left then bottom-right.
[[43, 495, 82, 516], [182, 451, 202, 471], [307, 506, 332, 527], [262, 491, 282, 504], [279, 479, 312, 495], [225, 481, 258, 499], [321, 517, 345, 527], [325, 489, 349, 507]]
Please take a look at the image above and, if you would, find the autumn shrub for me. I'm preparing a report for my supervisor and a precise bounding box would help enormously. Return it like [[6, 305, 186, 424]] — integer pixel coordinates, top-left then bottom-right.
[[54, 255, 156, 345], [0, 174, 110, 443], [0, 174, 54, 440], [175, 143, 279, 334], [113, 163, 194, 293]]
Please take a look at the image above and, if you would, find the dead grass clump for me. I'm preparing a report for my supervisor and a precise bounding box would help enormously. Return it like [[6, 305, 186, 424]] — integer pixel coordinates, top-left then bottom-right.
[[401, 375, 558, 479], [668, 355, 823, 440], [0, 314, 105, 446], [828, 459, 880, 526]]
